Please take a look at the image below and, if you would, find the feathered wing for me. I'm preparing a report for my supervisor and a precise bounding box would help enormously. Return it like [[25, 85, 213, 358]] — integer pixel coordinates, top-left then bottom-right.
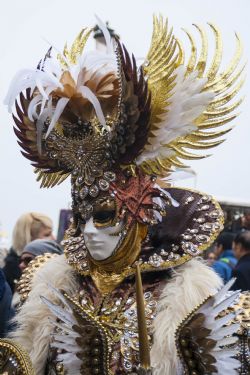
[[136, 16, 245, 176], [111, 42, 151, 165], [175, 279, 241, 375], [41, 287, 110, 375], [13, 89, 71, 188], [9, 26, 118, 188]]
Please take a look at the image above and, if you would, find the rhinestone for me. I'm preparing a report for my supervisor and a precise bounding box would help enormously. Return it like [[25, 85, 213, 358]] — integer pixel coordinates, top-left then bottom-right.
[[196, 217, 205, 223], [201, 223, 213, 232], [123, 350, 131, 359], [124, 360, 132, 370], [84, 175, 95, 185], [144, 292, 152, 300], [196, 234, 209, 243], [115, 299, 122, 306], [182, 242, 200, 255], [171, 244, 180, 251], [127, 297, 134, 305], [213, 222, 221, 231], [209, 210, 220, 218], [160, 249, 169, 256], [183, 234, 193, 240], [148, 254, 163, 267], [75, 176, 84, 187], [167, 251, 178, 260], [104, 171, 116, 182], [99, 179, 110, 191], [190, 229, 199, 234], [80, 261, 88, 269], [81, 298, 88, 305], [79, 186, 89, 199], [200, 204, 210, 211], [89, 185, 99, 197], [201, 195, 211, 203], [148, 300, 157, 308], [127, 309, 136, 317], [127, 330, 137, 338], [185, 196, 194, 205]]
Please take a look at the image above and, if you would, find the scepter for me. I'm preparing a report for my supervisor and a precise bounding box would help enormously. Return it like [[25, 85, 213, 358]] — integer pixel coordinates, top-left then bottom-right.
[[135, 263, 153, 375]]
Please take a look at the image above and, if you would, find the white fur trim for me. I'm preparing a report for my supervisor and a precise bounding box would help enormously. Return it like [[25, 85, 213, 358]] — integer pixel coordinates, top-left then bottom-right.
[[10, 257, 222, 374], [9, 254, 78, 375]]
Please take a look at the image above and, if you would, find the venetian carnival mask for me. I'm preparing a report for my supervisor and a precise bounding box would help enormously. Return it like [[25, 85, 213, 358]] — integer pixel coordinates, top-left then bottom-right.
[[5, 16, 244, 289], [81, 197, 124, 260]]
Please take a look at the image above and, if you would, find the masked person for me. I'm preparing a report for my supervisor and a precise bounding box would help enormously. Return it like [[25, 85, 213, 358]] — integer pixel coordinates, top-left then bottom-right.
[[1, 16, 249, 375]]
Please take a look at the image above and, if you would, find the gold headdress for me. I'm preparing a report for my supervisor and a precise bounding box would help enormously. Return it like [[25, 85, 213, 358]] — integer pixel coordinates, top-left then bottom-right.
[[5, 16, 244, 256]]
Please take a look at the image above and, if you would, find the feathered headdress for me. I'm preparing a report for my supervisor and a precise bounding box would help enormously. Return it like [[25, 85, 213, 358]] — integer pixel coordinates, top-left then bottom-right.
[[5, 16, 244, 226]]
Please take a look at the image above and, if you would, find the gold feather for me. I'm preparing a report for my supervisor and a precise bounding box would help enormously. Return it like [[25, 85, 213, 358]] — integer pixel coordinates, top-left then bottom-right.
[[35, 168, 70, 188], [140, 18, 245, 176], [143, 15, 183, 136], [57, 28, 93, 67]]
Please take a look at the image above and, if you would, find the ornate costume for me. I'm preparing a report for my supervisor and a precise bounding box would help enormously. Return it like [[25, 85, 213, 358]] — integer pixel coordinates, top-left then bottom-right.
[[1, 16, 249, 375]]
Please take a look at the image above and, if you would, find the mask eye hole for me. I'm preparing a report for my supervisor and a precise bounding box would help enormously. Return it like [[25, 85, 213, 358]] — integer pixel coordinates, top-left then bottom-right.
[[93, 199, 117, 228]]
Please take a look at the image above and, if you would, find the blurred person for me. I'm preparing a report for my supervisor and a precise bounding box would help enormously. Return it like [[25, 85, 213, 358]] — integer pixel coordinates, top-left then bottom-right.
[[232, 209, 250, 233], [212, 232, 236, 283], [231, 231, 250, 291], [19, 239, 63, 273], [0, 269, 12, 337], [0, 247, 8, 268], [207, 251, 217, 266], [3, 212, 54, 293]]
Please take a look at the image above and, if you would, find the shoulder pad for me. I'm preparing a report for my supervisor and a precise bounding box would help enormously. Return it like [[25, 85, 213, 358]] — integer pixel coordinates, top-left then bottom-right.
[[0, 338, 35, 374], [17, 253, 59, 303]]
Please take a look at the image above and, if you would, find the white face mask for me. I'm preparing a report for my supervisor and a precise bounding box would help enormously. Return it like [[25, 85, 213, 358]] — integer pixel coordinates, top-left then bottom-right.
[[81, 217, 123, 261]]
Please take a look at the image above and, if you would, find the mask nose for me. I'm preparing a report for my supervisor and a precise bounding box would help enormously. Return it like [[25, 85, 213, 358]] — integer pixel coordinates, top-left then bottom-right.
[[84, 217, 98, 240]]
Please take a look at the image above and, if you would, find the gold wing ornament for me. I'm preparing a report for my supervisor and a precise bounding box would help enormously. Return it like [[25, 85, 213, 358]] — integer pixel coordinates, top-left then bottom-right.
[[137, 15, 245, 176], [0, 339, 35, 375], [175, 279, 245, 375]]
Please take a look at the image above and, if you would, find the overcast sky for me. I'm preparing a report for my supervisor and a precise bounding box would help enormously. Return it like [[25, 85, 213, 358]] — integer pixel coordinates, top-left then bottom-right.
[[0, 0, 249, 241]]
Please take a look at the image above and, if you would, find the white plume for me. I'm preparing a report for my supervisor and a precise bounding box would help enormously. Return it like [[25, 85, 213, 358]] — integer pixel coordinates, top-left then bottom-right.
[[41, 287, 82, 375], [196, 280, 241, 373], [4, 24, 117, 142], [136, 66, 215, 165]]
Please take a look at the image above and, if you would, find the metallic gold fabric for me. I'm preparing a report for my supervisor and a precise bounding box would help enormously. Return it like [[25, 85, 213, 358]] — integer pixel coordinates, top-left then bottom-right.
[[88, 222, 147, 294]]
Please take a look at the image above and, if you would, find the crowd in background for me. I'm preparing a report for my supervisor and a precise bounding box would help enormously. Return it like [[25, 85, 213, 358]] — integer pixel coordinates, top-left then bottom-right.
[[206, 209, 250, 291], [0, 212, 63, 338], [0, 208, 250, 339]]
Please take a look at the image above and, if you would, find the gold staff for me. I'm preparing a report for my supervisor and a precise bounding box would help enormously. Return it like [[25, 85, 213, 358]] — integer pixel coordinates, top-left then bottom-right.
[[135, 263, 152, 374]]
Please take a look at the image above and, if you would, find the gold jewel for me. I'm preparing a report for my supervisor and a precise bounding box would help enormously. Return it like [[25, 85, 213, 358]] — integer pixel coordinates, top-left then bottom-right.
[[17, 253, 59, 303], [0, 339, 35, 374]]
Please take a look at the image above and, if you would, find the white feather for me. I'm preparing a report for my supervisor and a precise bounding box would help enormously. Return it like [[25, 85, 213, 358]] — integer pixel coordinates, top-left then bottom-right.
[[40, 288, 82, 374], [136, 65, 215, 165], [45, 97, 70, 138], [95, 15, 113, 54], [213, 278, 237, 305], [78, 85, 108, 130]]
